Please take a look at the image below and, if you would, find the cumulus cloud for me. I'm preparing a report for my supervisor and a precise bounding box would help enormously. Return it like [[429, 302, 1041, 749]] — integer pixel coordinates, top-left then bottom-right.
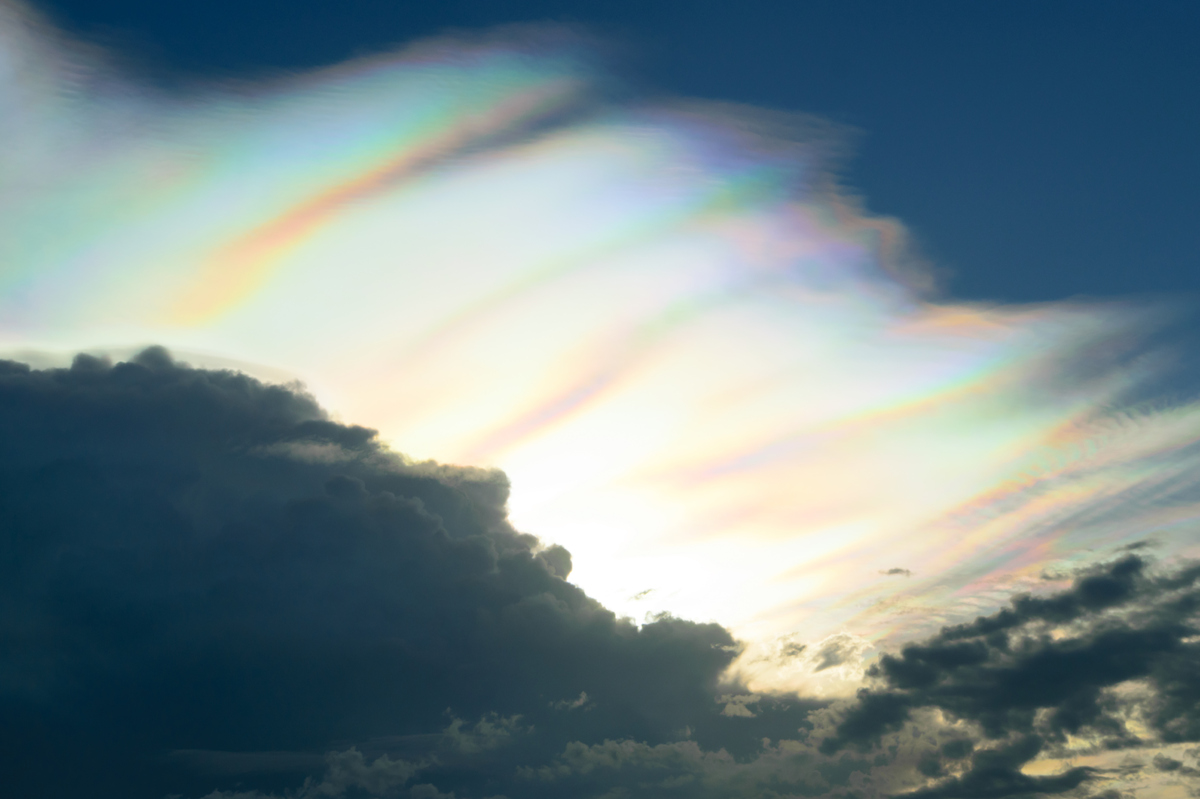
[[816, 554, 1200, 797], [812, 634, 871, 673], [196, 748, 422, 799], [552, 692, 590, 711], [0, 351, 761, 798], [2, 351, 1199, 799]]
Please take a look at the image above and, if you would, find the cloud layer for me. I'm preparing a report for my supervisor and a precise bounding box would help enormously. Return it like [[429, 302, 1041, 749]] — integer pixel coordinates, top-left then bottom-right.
[[2, 352, 1198, 799]]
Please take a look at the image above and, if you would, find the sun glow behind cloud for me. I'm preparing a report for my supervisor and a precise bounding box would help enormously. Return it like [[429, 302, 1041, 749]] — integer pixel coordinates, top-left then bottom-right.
[[3, 1, 1200, 695]]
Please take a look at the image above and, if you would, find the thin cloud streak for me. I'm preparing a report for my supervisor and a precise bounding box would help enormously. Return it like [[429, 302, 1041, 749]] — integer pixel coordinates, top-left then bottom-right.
[[2, 0, 1200, 694]]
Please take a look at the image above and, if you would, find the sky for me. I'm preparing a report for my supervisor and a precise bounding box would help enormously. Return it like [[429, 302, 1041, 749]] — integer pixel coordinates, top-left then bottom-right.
[[26, 0, 1200, 304], [2, 2, 1199, 798]]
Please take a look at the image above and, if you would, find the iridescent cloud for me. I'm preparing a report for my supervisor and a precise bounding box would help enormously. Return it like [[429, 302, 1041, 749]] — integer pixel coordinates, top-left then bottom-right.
[[3, 0, 1198, 695]]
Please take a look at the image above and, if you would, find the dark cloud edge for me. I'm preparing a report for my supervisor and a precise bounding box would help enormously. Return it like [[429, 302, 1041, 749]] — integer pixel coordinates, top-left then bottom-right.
[[1, 348, 1196, 799]]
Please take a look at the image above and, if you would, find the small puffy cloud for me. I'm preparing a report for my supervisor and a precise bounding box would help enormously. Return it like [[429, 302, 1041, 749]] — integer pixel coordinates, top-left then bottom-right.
[[535, 544, 572, 580], [812, 633, 871, 673], [552, 692, 590, 711], [718, 695, 760, 718], [409, 784, 456, 799], [442, 714, 525, 754], [310, 749, 423, 797], [1152, 752, 1183, 771], [197, 748, 422, 798]]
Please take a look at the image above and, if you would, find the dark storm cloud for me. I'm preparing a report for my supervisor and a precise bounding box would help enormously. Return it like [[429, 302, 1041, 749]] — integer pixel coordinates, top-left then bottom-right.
[[4, 350, 1197, 799], [818, 554, 1200, 797], [897, 736, 1092, 799], [0, 350, 821, 799]]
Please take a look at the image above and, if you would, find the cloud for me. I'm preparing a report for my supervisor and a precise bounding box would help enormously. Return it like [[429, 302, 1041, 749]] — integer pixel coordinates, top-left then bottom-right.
[[2, 350, 1198, 799], [1153, 753, 1183, 772], [718, 694, 760, 718], [5, 6, 1200, 797], [552, 692, 590, 711], [895, 736, 1092, 799], [811, 634, 872, 673], [815, 554, 1200, 797], [4, 0, 1200, 681], [196, 748, 423, 799], [0, 351, 763, 798]]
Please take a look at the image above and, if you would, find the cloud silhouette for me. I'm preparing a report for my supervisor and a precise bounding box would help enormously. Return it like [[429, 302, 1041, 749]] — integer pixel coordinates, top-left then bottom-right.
[[817, 554, 1200, 797], [3, 350, 1198, 799], [0, 350, 769, 798]]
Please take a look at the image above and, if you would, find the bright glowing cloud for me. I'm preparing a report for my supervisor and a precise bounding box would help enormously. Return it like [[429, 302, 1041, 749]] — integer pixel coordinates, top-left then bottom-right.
[[3, 0, 1199, 697]]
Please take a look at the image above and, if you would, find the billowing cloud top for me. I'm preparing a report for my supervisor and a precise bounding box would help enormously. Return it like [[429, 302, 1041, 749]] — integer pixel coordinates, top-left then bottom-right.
[[0, 351, 744, 797]]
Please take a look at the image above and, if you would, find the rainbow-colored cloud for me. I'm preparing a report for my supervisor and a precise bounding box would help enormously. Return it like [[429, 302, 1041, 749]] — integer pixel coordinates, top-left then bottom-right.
[[3, 0, 1198, 695]]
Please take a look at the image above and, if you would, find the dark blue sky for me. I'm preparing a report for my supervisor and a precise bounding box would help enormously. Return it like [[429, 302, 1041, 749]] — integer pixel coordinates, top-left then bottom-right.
[[35, 0, 1199, 305]]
